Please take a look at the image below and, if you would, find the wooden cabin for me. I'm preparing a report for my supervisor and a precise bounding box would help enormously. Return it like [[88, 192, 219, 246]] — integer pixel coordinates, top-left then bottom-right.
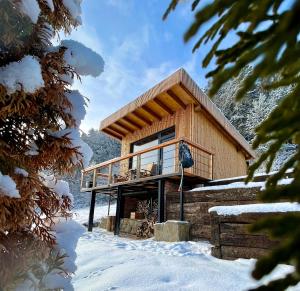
[[81, 68, 255, 234]]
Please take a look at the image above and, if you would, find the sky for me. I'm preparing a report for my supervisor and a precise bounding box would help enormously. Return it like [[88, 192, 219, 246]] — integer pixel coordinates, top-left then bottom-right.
[[65, 0, 216, 132]]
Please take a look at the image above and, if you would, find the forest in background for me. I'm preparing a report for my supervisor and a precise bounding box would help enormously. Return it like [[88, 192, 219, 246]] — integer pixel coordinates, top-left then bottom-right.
[[72, 66, 296, 209]]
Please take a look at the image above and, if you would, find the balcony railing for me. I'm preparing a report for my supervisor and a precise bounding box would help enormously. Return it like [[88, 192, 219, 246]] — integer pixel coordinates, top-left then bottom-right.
[[80, 137, 213, 191]]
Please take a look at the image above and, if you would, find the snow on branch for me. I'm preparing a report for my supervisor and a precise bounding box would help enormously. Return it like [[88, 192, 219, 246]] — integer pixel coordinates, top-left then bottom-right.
[[41, 174, 74, 204], [18, 0, 41, 23], [45, 0, 54, 11], [61, 40, 104, 77], [0, 171, 20, 198], [65, 90, 87, 127], [41, 218, 84, 289], [0, 56, 44, 95], [49, 128, 93, 168], [15, 167, 29, 177], [63, 0, 82, 24]]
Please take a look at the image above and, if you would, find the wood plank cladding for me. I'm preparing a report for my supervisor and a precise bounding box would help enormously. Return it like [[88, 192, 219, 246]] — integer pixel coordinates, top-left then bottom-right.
[[192, 107, 248, 179], [99, 68, 255, 158]]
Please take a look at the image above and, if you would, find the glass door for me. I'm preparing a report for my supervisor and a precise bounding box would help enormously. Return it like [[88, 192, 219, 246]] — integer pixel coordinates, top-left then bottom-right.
[[159, 129, 176, 175], [130, 126, 176, 177]]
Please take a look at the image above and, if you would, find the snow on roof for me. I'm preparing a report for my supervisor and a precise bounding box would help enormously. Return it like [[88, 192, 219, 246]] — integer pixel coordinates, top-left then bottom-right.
[[209, 202, 300, 216], [210, 169, 294, 183], [191, 181, 264, 192], [190, 178, 293, 192], [0, 56, 44, 95]]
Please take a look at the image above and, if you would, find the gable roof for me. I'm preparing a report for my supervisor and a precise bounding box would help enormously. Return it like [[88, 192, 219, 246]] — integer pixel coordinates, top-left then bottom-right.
[[100, 68, 255, 159]]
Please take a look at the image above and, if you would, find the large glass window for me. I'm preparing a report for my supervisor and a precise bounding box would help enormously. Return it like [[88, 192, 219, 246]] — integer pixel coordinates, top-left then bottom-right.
[[130, 126, 175, 176]]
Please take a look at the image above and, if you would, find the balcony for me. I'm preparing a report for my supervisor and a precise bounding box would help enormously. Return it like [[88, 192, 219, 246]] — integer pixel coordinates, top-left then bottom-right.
[[80, 138, 213, 192]]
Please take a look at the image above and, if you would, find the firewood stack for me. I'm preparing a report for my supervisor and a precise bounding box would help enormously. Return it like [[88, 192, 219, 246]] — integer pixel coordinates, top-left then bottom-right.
[[136, 200, 158, 238]]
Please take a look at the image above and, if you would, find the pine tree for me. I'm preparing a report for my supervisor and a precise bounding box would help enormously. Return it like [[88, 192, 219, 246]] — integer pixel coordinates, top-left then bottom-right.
[[164, 1, 300, 290], [0, 1, 103, 289]]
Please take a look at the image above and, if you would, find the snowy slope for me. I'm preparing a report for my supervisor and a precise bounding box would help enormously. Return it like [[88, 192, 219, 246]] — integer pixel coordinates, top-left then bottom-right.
[[72, 206, 300, 291]]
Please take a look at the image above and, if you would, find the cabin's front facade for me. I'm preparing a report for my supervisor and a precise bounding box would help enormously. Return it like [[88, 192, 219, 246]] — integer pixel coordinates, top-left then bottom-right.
[[81, 69, 255, 235]]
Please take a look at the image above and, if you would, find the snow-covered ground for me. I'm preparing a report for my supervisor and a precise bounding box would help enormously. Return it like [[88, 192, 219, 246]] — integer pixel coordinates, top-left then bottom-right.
[[72, 206, 300, 291], [73, 204, 116, 225]]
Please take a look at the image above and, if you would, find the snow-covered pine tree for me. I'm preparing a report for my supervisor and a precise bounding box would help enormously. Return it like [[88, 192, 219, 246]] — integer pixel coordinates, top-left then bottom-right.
[[212, 66, 258, 141], [212, 66, 295, 172], [0, 1, 104, 289]]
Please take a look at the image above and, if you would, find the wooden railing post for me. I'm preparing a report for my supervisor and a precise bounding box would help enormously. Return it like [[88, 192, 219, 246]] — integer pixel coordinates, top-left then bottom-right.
[[210, 154, 213, 180], [136, 154, 141, 179], [80, 171, 84, 189], [108, 163, 113, 184], [93, 169, 97, 188]]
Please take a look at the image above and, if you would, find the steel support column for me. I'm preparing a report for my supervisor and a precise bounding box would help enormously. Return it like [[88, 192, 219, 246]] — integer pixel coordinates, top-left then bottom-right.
[[88, 190, 96, 232], [114, 186, 122, 235]]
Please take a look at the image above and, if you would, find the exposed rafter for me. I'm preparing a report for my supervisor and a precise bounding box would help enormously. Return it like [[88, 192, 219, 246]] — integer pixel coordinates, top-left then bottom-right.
[[122, 116, 143, 130], [102, 128, 122, 140], [166, 89, 186, 109], [153, 98, 174, 115], [115, 121, 134, 133], [141, 104, 162, 120], [108, 125, 126, 137], [131, 111, 152, 125]]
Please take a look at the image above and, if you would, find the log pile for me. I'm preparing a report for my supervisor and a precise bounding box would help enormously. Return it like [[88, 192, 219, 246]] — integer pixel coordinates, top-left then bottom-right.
[[136, 200, 158, 238]]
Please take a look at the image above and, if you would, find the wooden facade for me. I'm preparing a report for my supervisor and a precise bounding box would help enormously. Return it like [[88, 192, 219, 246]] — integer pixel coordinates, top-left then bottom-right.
[[81, 68, 255, 233]]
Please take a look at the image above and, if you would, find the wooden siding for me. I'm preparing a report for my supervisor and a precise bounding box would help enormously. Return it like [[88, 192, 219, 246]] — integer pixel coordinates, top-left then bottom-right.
[[192, 105, 248, 179], [121, 105, 193, 156]]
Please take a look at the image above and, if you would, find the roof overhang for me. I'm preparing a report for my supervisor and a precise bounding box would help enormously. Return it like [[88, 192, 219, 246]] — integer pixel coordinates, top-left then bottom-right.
[[100, 68, 256, 159]]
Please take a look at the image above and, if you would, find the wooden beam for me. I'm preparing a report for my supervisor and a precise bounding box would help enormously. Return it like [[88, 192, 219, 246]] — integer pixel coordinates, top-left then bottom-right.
[[166, 89, 187, 109], [141, 104, 162, 120], [122, 116, 143, 130], [131, 111, 152, 125], [108, 125, 126, 137], [88, 190, 96, 232], [115, 121, 134, 133], [153, 98, 174, 115], [102, 128, 123, 140]]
